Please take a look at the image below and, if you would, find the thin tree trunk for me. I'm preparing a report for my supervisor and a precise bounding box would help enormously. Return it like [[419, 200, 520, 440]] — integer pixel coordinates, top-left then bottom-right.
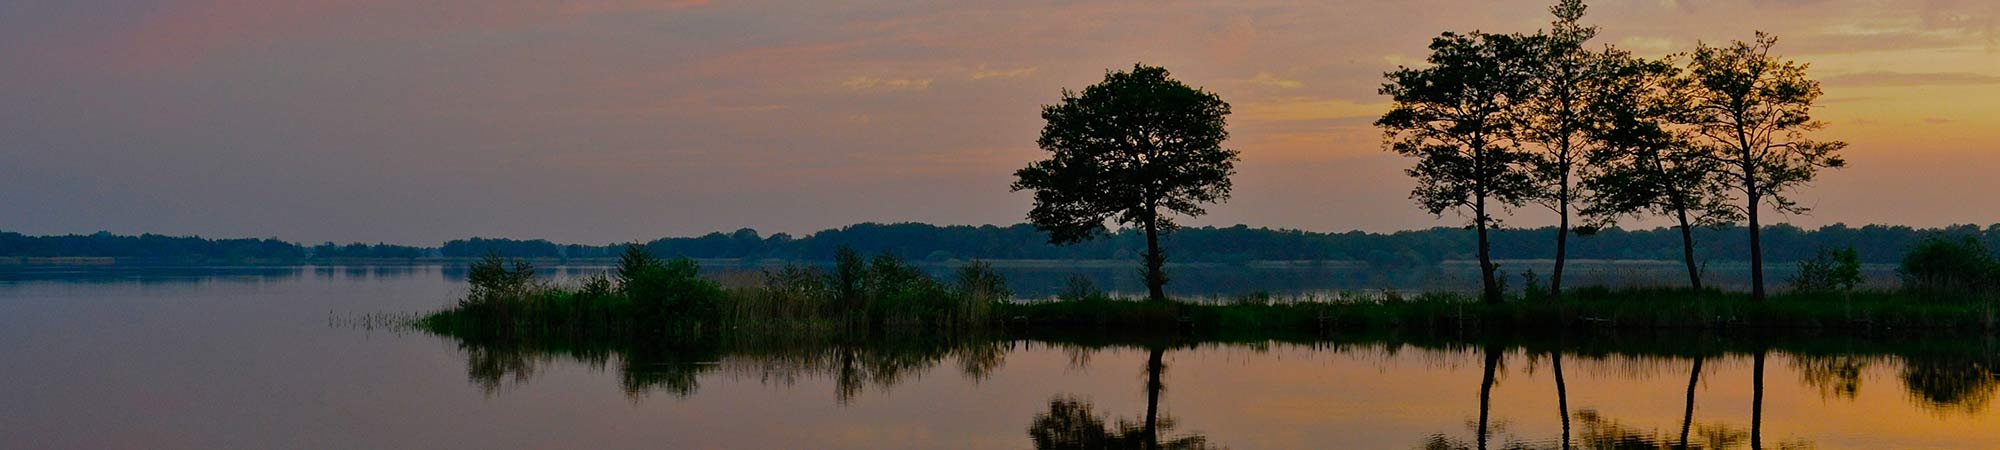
[[1751, 351, 1766, 450], [1552, 177, 1569, 301], [1553, 352, 1571, 450], [1748, 189, 1765, 302], [1477, 345, 1500, 450], [1143, 210, 1167, 303], [1679, 356, 1703, 450], [1476, 195, 1501, 305], [1675, 206, 1704, 291], [1144, 347, 1165, 450]]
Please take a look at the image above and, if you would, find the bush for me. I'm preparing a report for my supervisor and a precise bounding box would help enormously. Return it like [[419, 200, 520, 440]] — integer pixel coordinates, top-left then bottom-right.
[[617, 245, 726, 327], [1058, 275, 1110, 303], [1899, 236, 1999, 298], [461, 253, 542, 310], [1793, 246, 1863, 294]]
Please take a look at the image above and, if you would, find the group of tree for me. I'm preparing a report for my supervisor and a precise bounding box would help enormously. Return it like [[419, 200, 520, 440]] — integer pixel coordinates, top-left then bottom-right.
[[1376, 0, 1846, 303], [1005, 2, 1852, 303]]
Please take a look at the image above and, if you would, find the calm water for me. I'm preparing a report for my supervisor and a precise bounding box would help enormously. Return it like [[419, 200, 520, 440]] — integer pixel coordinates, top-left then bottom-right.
[[0, 265, 1991, 450]]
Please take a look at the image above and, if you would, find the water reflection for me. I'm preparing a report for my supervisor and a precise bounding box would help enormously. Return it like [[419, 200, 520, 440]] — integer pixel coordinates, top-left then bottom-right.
[[423, 328, 2000, 448], [1901, 355, 2000, 415], [1030, 346, 1219, 450]]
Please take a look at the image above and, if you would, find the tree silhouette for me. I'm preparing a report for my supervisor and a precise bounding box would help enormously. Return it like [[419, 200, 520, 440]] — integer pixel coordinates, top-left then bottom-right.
[[1581, 51, 1738, 291], [1518, 0, 1604, 300], [1014, 64, 1237, 302], [1671, 33, 1847, 301], [1379, 32, 1539, 305]]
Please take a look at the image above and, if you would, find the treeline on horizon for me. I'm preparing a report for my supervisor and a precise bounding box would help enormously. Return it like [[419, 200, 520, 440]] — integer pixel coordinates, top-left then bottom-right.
[[6, 222, 2000, 265]]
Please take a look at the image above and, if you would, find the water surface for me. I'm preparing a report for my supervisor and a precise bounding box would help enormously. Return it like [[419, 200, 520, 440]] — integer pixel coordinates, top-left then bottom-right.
[[0, 265, 1989, 449]]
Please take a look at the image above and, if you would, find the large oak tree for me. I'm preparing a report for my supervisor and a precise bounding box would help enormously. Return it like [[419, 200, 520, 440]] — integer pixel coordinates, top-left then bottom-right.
[[1013, 64, 1236, 302]]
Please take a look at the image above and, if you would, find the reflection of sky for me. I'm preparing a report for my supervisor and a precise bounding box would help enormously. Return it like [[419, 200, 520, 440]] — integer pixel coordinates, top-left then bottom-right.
[[3, 1, 1996, 244]]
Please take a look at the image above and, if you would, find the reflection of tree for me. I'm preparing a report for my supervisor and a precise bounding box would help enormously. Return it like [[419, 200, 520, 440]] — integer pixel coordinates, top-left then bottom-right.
[[1551, 352, 1570, 450], [1030, 346, 1218, 450], [1477, 345, 1502, 450], [1901, 356, 2000, 415], [1750, 351, 1764, 450], [1420, 407, 1813, 450], [1678, 356, 1702, 449], [1793, 355, 1868, 401], [443, 330, 1007, 401], [1028, 397, 1217, 450]]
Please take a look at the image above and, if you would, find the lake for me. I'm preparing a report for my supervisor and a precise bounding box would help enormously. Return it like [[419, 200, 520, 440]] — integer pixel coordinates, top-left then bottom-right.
[[1, 265, 1990, 449]]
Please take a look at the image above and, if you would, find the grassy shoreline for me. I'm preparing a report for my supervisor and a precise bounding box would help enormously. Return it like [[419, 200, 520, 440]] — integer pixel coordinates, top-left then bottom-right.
[[994, 287, 1999, 334]]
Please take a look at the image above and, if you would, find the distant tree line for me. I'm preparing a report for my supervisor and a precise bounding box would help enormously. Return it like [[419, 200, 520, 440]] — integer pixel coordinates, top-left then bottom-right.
[[9, 223, 1998, 265], [0, 231, 305, 260], [0, 231, 420, 261]]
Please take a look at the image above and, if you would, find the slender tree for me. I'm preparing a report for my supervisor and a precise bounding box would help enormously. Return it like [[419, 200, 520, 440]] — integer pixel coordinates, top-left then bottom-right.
[[1379, 32, 1539, 305], [1518, 0, 1602, 300], [1014, 64, 1237, 302], [1581, 52, 1739, 291], [1672, 33, 1847, 301]]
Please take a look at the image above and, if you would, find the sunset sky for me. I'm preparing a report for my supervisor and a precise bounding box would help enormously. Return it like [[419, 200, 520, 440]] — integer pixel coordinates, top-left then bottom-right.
[[2, 0, 1995, 244]]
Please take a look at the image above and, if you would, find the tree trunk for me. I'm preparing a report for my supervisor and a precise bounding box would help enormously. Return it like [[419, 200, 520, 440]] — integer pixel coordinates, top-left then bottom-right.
[[1476, 195, 1502, 305], [1477, 345, 1500, 450], [1552, 177, 1569, 301], [1553, 352, 1571, 450], [1675, 206, 1704, 291], [1143, 211, 1168, 303], [1748, 189, 1765, 302], [1679, 356, 1703, 450], [1751, 351, 1766, 450], [1143, 347, 1165, 450]]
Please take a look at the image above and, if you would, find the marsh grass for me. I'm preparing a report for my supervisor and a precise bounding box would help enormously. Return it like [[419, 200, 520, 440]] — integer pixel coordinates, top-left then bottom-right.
[[417, 246, 1008, 341]]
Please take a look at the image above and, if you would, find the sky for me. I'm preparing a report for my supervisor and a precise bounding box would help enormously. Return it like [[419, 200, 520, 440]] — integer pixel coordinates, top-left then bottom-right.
[[1, 0, 1995, 245]]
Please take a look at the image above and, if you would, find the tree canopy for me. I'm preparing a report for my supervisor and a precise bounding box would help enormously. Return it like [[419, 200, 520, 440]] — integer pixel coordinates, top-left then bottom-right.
[[1013, 63, 1237, 301]]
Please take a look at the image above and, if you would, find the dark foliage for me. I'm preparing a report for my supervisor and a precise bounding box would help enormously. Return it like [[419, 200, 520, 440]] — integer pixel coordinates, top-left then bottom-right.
[[1791, 246, 1862, 294], [1012, 63, 1237, 302], [1899, 236, 2000, 299]]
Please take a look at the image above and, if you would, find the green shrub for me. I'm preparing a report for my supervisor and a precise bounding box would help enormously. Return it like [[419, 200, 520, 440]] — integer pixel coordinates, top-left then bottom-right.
[[1058, 275, 1110, 303], [617, 246, 726, 327], [1899, 236, 1998, 298], [461, 253, 542, 310], [1793, 246, 1863, 294]]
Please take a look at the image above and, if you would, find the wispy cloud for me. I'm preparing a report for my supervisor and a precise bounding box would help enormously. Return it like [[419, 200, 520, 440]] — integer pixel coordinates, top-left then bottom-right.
[[840, 76, 933, 91], [1247, 72, 1303, 89], [971, 65, 1038, 80]]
